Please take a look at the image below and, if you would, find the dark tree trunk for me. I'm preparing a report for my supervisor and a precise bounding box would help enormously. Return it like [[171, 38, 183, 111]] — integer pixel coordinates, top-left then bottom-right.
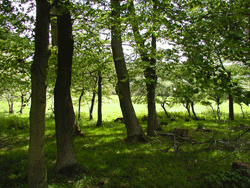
[[111, 0, 146, 142], [89, 90, 96, 120], [20, 93, 24, 114], [28, 0, 50, 187], [229, 94, 234, 120], [96, 70, 102, 127], [191, 102, 198, 120], [184, 102, 191, 117], [227, 72, 234, 120], [78, 88, 84, 120], [51, 4, 83, 136], [161, 103, 170, 119], [54, 6, 77, 172]]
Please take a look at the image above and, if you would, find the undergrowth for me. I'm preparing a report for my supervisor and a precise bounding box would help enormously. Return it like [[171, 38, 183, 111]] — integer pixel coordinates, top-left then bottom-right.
[[0, 109, 250, 188]]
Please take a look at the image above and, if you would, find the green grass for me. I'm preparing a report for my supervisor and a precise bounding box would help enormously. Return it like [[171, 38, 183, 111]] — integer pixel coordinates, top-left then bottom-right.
[[1, 98, 250, 187]]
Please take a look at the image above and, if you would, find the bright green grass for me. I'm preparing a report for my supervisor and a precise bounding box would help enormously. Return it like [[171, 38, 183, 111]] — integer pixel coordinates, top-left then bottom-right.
[[1, 97, 250, 188]]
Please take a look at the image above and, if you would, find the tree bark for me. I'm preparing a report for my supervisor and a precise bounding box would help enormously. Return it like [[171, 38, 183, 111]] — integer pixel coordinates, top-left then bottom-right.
[[128, 0, 160, 135], [54, 6, 77, 172], [51, 4, 83, 136], [191, 102, 198, 120], [96, 70, 102, 127], [111, 0, 146, 142], [161, 103, 170, 119], [229, 93, 234, 120], [28, 0, 50, 187], [8, 95, 14, 115], [89, 89, 96, 120], [78, 88, 84, 120], [184, 102, 191, 117], [227, 71, 234, 120], [20, 93, 24, 114]]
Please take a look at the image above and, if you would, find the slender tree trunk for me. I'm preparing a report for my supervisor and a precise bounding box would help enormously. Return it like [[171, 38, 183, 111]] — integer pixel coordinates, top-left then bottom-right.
[[161, 103, 170, 119], [54, 6, 77, 172], [111, 0, 146, 142], [128, 0, 160, 135], [28, 0, 50, 187], [78, 88, 84, 120], [239, 104, 245, 118], [89, 90, 96, 120], [229, 93, 234, 120], [8, 96, 14, 115], [184, 102, 191, 117], [96, 70, 102, 127], [217, 104, 221, 120], [209, 104, 217, 120], [191, 102, 198, 120], [227, 72, 234, 120], [20, 93, 24, 114]]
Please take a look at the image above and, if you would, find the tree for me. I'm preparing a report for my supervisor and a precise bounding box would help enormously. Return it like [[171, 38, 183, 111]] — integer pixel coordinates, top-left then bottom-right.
[[111, 0, 146, 142], [28, 0, 50, 187], [128, 0, 160, 135], [50, 2, 83, 137], [54, 2, 79, 172]]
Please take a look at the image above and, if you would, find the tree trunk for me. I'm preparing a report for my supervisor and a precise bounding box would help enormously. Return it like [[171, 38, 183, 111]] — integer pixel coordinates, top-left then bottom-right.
[[54, 6, 77, 172], [128, 0, 160, 135], [96, 70, 102, 127], [89, 89, 96, 120], [78, 88, 84, 120], [20, 93, 24, 114], [8, 96, 14, 115], [191, 102, 198, 120], [209, 104, 217, 120], [184, 102, 191, 117], [111, 0, 146, 142], [51, 4, 83, 136], [228, 72, 234, 120], [28, 0, 50, 187], [239, 104, 245, 118], [229, 93, 234, 120], [217, 104, 221, 120], [161, 103, 170, 119]]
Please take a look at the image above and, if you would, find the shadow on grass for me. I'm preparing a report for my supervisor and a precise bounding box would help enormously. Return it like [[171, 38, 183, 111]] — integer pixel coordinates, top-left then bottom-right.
[[1, 113, 250, 188]]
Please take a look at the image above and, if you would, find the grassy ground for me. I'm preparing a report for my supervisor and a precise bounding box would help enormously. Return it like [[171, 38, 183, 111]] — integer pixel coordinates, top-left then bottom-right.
[[1, 97, 250, 188]]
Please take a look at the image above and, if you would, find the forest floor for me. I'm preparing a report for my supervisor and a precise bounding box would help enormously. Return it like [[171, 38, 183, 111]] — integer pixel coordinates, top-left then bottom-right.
[[1, 99, 250, 188]]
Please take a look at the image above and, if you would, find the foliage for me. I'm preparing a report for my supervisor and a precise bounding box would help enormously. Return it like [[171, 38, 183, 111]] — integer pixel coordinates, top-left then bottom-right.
[[205, 169, 250, 188], [1, 102, 250, 187]]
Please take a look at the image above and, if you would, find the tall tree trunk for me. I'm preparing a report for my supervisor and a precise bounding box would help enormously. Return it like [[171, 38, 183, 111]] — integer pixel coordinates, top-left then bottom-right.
[[111, 0, 146, 142], [51, 4, 83, 136], [89, 89, 96, 120], [96, 70, 102, 127], [229, 93, 234, 120], [78, 88, 84, 120], [128, 0, 160, 135], [227, 71, 234, 120], [28, 0, 50, 187], [54, 6, 77, 172]]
